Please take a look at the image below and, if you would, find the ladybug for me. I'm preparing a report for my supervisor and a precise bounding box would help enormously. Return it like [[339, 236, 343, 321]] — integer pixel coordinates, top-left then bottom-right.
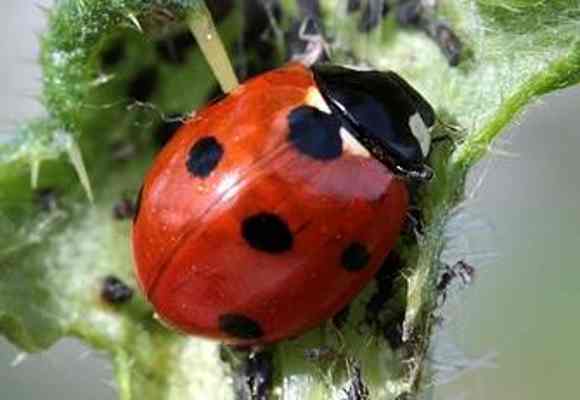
[[132, 62, 435, 346]]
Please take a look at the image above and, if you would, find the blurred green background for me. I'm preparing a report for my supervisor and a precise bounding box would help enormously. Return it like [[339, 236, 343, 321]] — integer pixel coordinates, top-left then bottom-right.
[[1, 1, 579, 399]]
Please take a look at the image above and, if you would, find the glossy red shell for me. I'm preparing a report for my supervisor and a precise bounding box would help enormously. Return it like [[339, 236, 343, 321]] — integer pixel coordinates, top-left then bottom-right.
[[132, 63, 409, 345]]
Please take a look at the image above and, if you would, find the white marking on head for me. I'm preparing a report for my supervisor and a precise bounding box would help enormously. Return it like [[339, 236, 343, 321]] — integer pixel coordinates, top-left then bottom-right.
[[409, 112, 431, 157], [340, 127, 371, 158], [304, 87, 331, 114]]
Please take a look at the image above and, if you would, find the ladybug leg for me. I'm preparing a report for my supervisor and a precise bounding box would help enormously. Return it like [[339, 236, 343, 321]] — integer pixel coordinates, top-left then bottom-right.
[[395, 0, 463, 66]]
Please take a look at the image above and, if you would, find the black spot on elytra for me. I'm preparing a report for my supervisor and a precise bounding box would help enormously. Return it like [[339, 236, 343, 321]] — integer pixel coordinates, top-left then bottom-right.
[[186, 136, 224, 178], [288, 105, 343, 161], [156, 31, 196, 64], [218, 313, 264, 340], [101, 275, 134, 305], [341, 242, 371, 271], [128, 66, 159, 102], [133, 186, 143, 223], [242, 213, 293, 254], [154, 114, 185, 149], [100, 38, 125, 70]]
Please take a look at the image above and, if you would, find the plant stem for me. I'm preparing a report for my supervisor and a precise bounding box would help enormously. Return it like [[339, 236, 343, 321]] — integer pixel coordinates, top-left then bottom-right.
[[187, 3, 239, 93]]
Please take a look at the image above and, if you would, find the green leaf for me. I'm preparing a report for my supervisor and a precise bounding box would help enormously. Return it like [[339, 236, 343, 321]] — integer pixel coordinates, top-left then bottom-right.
[[1, 1, 579, 399]]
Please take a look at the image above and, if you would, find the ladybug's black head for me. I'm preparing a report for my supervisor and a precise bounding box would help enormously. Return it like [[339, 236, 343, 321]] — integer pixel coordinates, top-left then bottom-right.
[[312, 64, 435, 178]]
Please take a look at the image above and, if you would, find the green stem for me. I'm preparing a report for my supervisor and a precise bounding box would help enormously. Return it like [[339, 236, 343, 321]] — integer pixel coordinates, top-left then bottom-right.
[[114, 350, 132, 400], [453, 42, 580, 171], [187, 3, 239, 93]]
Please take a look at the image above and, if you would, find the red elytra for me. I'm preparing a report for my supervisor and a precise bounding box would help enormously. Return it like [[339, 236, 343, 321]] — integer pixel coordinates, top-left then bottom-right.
[[132, 63, 410, 346]]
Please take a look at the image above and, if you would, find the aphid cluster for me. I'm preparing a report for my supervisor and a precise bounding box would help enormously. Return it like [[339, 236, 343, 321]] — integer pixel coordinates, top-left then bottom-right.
[[347, 0, 463, 65]]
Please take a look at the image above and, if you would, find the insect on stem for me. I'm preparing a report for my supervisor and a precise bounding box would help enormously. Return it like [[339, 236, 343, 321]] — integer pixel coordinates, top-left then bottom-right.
[[186, 3, 239, 93]]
